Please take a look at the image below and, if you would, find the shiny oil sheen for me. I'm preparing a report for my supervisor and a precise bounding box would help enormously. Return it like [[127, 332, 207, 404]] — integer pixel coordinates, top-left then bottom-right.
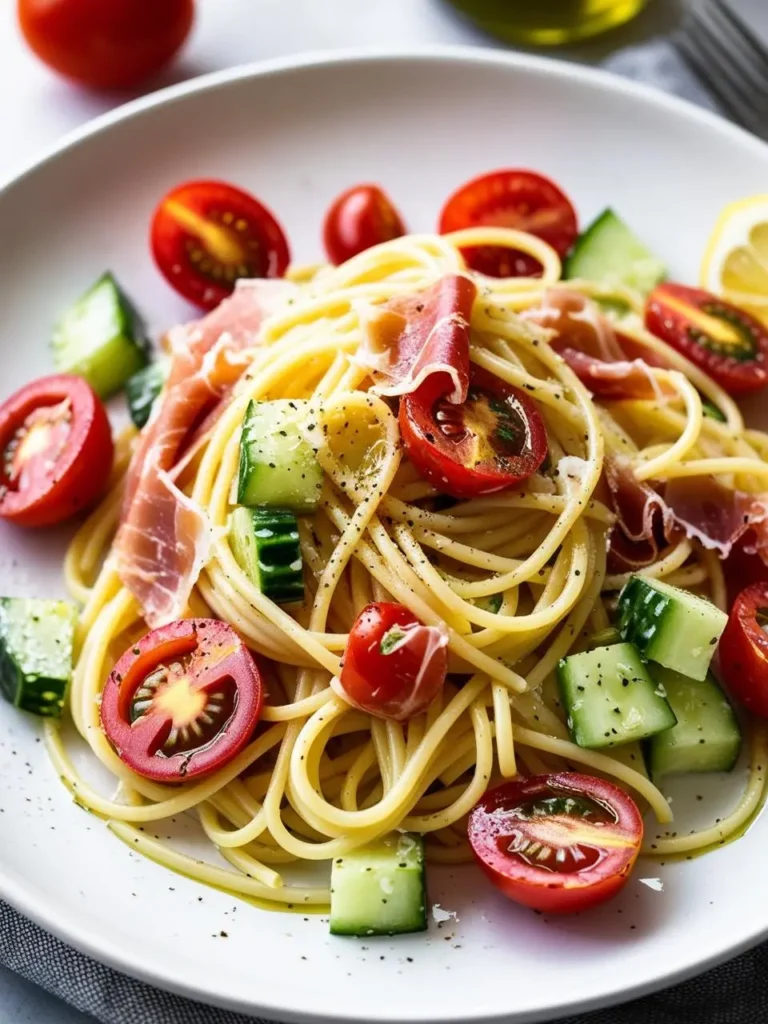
[[444, 0, 649, 45]]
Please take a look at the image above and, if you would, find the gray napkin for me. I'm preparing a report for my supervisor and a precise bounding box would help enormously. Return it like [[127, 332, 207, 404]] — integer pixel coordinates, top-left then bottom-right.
[[0, 38, 758, 1024]]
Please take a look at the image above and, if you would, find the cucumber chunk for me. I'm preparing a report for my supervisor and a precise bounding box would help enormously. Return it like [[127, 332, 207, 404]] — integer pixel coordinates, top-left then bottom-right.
[[557, 642, 676, 749], [617, 576, 727, 681], [229, 507, 304, 604], [52, 272, 149, 398], [647, 667, 741, 781], [0, 598, 77, 717], [330, 833, 427, 937], [237, 400, 323, 513], [126, 358, 169, 429], [564, 208, 666, 295]]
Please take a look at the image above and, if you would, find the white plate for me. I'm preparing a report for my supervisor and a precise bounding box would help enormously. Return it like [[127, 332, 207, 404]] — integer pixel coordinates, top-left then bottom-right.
[[1, 47, 768, 1024]]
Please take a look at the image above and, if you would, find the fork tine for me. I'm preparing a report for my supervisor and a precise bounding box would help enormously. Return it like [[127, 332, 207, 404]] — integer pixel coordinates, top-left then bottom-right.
[[677, 29, 768, 136], [703, 1, 768, 91], [712, 0, 768, 66], [685, 12, 768, 113]]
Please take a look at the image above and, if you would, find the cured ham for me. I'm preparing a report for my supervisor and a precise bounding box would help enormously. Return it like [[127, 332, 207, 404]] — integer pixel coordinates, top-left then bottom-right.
[[359, 273, 476, 403], [558, 348, 673, 401], [604, 458, 672, 572], [525, 289, 672, 400], [116, 279, 296, 627], [605, 456, 768, 572]]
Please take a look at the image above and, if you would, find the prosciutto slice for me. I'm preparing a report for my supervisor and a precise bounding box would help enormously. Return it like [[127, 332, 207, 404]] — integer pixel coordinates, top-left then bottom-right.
[[359, 274, 476, 403], [605, 456, 768, 572], [604, 459, 674, 571], [524, 289, 672, 400], [116, 279, 296, 626]]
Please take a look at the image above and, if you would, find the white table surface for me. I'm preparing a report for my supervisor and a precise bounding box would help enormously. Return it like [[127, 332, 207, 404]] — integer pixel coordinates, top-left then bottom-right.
[[0, 0, 683, 1020]]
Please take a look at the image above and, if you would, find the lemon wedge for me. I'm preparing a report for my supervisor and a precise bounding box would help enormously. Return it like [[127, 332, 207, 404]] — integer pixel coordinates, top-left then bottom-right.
[[701, 194, 768, 326]]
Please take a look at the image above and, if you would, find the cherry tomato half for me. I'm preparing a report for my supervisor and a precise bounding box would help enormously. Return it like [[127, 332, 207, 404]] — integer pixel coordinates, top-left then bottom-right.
[[0, 374, 113, 528], [323, 184, 406, 265], [645, 283, 768, 396], [100, 618, 264, 782], [438, 170, 578, 278], [17, 0, 194, 91], [400, 365, 548, 500], [723, 536, 768, 610], [468, 773, 643, 915], [151, 180, 291, 311], [718, 583, 768, 718], [335, 603, 448, 721]]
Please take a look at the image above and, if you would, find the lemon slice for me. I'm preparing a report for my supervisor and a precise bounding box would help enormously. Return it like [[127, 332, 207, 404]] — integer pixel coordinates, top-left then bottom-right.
[[701, 194, 768, 326]]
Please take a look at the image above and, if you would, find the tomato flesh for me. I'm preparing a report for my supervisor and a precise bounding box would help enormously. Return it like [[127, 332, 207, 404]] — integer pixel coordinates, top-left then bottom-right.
[[400, 365, 548, 499], [336, 603, 448, 721], [17, 0, 194, 90], [151, 180, 290, 311], [323, 184, 406, 265], [0, 374, 113, 528], [439, 170, 578, 278], [718, 583, 768, 718], [645, 283, 768, 395], [468, 773, 643, 914], [100, 619, 264, 781]]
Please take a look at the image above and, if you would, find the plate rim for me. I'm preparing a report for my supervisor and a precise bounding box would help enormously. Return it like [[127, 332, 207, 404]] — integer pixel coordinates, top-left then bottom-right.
[[2, 44, 768, 1024]]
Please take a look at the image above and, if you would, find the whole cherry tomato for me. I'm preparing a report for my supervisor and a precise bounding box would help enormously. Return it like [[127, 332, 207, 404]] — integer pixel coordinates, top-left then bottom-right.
[[18, 0, 195, 90]]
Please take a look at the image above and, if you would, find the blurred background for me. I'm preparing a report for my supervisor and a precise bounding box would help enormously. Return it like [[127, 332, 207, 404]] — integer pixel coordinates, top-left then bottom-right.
[[0, 0, 690, 185]]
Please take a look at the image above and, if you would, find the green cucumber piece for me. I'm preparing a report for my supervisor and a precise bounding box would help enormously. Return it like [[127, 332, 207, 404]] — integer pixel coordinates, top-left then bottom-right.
[[701, 397, 727, 423], [474, 594, 502, 614], [52, 273, 149, 398], [587, 626, 622, 647], [646, 667, 741, 781], [557, 642, 676, 749], [237, 400, 323, 513], [0, 598, 77, 717], [125, 358, 169, 429], [229, 507, 304, 604], [564, 208, 666, 295], [330, 833, 427, 937], [617, 576, 727, 681]]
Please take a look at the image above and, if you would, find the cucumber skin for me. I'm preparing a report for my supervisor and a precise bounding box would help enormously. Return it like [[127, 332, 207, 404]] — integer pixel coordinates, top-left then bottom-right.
[[647, 668, 741, 781], [126, 359, 169, 429], [617, 576, 726, 682], [0, 598, 77, 718], [330, 834, 427, 937], [230, 507, 304, 604], [52, 272, 149, 399]]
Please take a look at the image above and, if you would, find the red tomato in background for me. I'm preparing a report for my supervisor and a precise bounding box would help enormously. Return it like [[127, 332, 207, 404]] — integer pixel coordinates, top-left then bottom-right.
[[718, 583, 768, 718], [400, 365, 548, 499], [645, 283, 768, 396], [335, 603, 448, 721], [17, 0, 195, 90], [0, 374, 113, 528], [151, 180, 291, 310], [100, 618, 264, 782], [439, 170, 578, 278], [468, 774, 644, 914], [323, 185, 406, 265]]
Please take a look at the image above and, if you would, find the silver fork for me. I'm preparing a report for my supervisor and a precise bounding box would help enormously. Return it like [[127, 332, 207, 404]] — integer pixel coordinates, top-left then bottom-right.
[[677, 0, 768, 139]]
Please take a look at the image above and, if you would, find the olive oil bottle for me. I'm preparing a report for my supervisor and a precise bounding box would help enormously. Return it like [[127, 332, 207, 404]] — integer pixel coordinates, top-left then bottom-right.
[[445, 0, 650, 45]]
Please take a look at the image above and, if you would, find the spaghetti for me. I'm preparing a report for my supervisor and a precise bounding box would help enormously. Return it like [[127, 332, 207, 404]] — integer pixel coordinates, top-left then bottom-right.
[[47, 226, 768, 909]]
